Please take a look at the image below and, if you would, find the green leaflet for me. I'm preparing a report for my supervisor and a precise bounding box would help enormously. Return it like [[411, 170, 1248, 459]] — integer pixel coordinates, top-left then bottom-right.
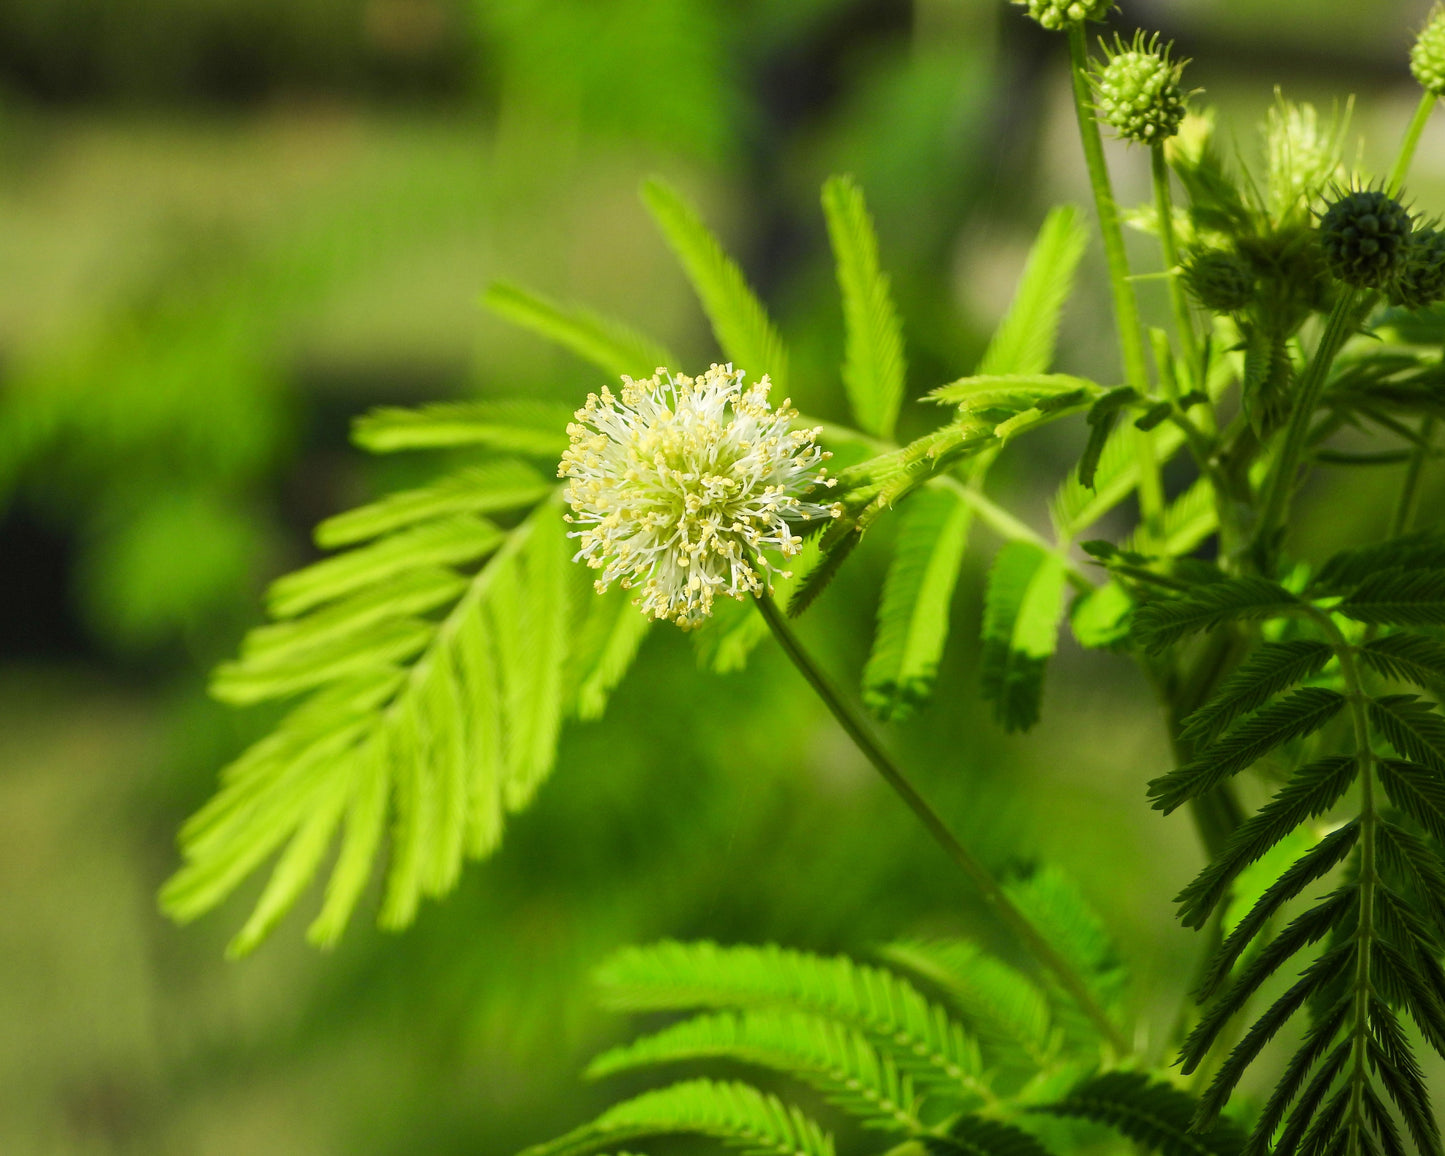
[[1002, 866, 1126, 1026], [569, 582, 654, 721], [1050, 421, 1186, 542], [482, 281, 677, 381], [351, 399, 575, 456], [925, 1118, 1056, 1156], [822, 174, 906, 439], [1337, 566, 1445, 626], [880, 939, 1056, 1071], [642, 177, 790, 390], [1179, 640, 1334, 747], [585, 1008, 922, 1132], [267, 515, 504, 618], [592, 940, 988, 1101], [863, 485, 972, 721], [1034, 1071, 1245, 1156], [1121, 475, 1217, 558], [1311, 528, 1445, 593], [518, 1079, 835, 1156], [980, 542, 1069, 733], [926, 373, 1100, 414], [976, 205, 1088, 378], [1147, 687, 1345, 814], [1129, 576, 1299, 653], [1358, 632, 1445, 690], [315, 460, 552, 548]]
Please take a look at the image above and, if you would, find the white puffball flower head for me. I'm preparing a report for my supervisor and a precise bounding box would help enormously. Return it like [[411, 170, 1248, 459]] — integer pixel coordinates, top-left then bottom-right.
[[559, 364, 841, 629]]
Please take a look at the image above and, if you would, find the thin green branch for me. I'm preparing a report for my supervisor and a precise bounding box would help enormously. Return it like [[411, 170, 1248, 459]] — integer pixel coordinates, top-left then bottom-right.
[[1252, 289, 1359, 568], [1388, 92, 1437, 195], [1066, 27, 1161, 538], [1151, 146, 1199, 399], [1392, 415, 1437, 538], [753, 591, 1131, 1058]]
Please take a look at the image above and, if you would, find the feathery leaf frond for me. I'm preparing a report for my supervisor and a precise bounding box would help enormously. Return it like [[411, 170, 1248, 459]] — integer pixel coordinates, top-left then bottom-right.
[[1147, 688, 1345, 814], [1130, 576, 1299, 653], [1034, 1071, 1246, 1156], [517, 1079, 835, 1156], [976, 205, 1088, 378], [822, 174, 906, 439], [863, 486, 972, 721], [351, 399, 574, 456], [483, 281, 677, 381], [980, 542, 1069, 733], [592, 941, 989, 1101], [1337, 567, 1445, 626], [585, 1008, 923, 1132], [1179, 641, 1334, 747], [642, 177, 790, 390]]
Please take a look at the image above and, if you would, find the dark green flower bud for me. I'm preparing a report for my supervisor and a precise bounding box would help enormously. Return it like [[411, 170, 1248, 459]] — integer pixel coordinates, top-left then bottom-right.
[[1012, 0, 1113, 32], [1182, 249, 1255, 313], [1094, 34, 1188, 145], [1412, 5, 1445, 97], [1318, 189, 1413, 289], [1388, 225, 1445, 310]]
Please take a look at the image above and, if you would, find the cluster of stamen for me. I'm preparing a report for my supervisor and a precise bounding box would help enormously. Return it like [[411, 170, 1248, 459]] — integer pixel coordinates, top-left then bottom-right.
[[558, 364, 840, 628]]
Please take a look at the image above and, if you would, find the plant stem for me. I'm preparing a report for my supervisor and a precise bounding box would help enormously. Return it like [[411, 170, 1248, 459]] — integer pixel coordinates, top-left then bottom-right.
[[1391, 415, 1436, 538], [1251, 289, 1358, 568], [753, 591, 1131, 1057], [1151, 146, 1199, 399], [1067, 26, 1162, 538], [1388, 92, 1437, 195]]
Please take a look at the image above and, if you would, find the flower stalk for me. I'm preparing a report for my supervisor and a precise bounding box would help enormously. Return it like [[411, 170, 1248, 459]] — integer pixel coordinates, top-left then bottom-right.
[[754, 591, 1131, 1058]]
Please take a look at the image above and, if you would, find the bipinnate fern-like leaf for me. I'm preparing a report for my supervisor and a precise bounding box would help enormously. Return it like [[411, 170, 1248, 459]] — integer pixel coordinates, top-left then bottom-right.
[[585, 1008, 923, 1132], [822, 174, 906, 440], [163, 403, 655, 954], [1156, 557, 1445, 1154], [863, 486, 972, 721], [980, 542, 1069, 733], [351, 398, 574, 456], [517, 1079, 835, 1156], [592, 941, 990, 1103], [641, 176, 791, 392], [1033, 1071, 1245, 1156]]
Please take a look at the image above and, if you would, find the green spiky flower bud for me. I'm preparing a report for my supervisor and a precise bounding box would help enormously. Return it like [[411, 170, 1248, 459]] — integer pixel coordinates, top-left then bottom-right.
[[1182, 249, 1255, 313], [1012, 0, 1113, 32], [1412, 5, 1445, 96], [1094, 34, 1188, 144], [1318, 189, 1413, 289], [1388, 225, 1445, 310]]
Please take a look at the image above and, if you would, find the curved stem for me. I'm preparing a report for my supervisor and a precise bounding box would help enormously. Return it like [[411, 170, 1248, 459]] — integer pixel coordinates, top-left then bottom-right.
[[1066, 26, 1163, 539], [1251, 289, 1358, 569], [753, 591, 1131, 1057], [1151, 146, 1200, 398], [1388, 92, 1437, 195], [1391, 414, 1436, 539]]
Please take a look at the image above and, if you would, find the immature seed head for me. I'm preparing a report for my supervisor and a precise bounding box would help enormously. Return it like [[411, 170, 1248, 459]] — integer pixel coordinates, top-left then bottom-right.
[[1388, 225, 1445, 310], [1094, 34, 1189, 145], [1012, 0, 1113, 32], [558, 364, 839, 629], [1412, 5, 1445, 97], [1182, 249, 1255, 313], [1318, 188, 1414, 288]]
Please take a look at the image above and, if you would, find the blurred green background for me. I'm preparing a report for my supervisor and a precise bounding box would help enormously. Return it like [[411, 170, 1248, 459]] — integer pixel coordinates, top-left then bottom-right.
[[2, 0, 1442, 1152]]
